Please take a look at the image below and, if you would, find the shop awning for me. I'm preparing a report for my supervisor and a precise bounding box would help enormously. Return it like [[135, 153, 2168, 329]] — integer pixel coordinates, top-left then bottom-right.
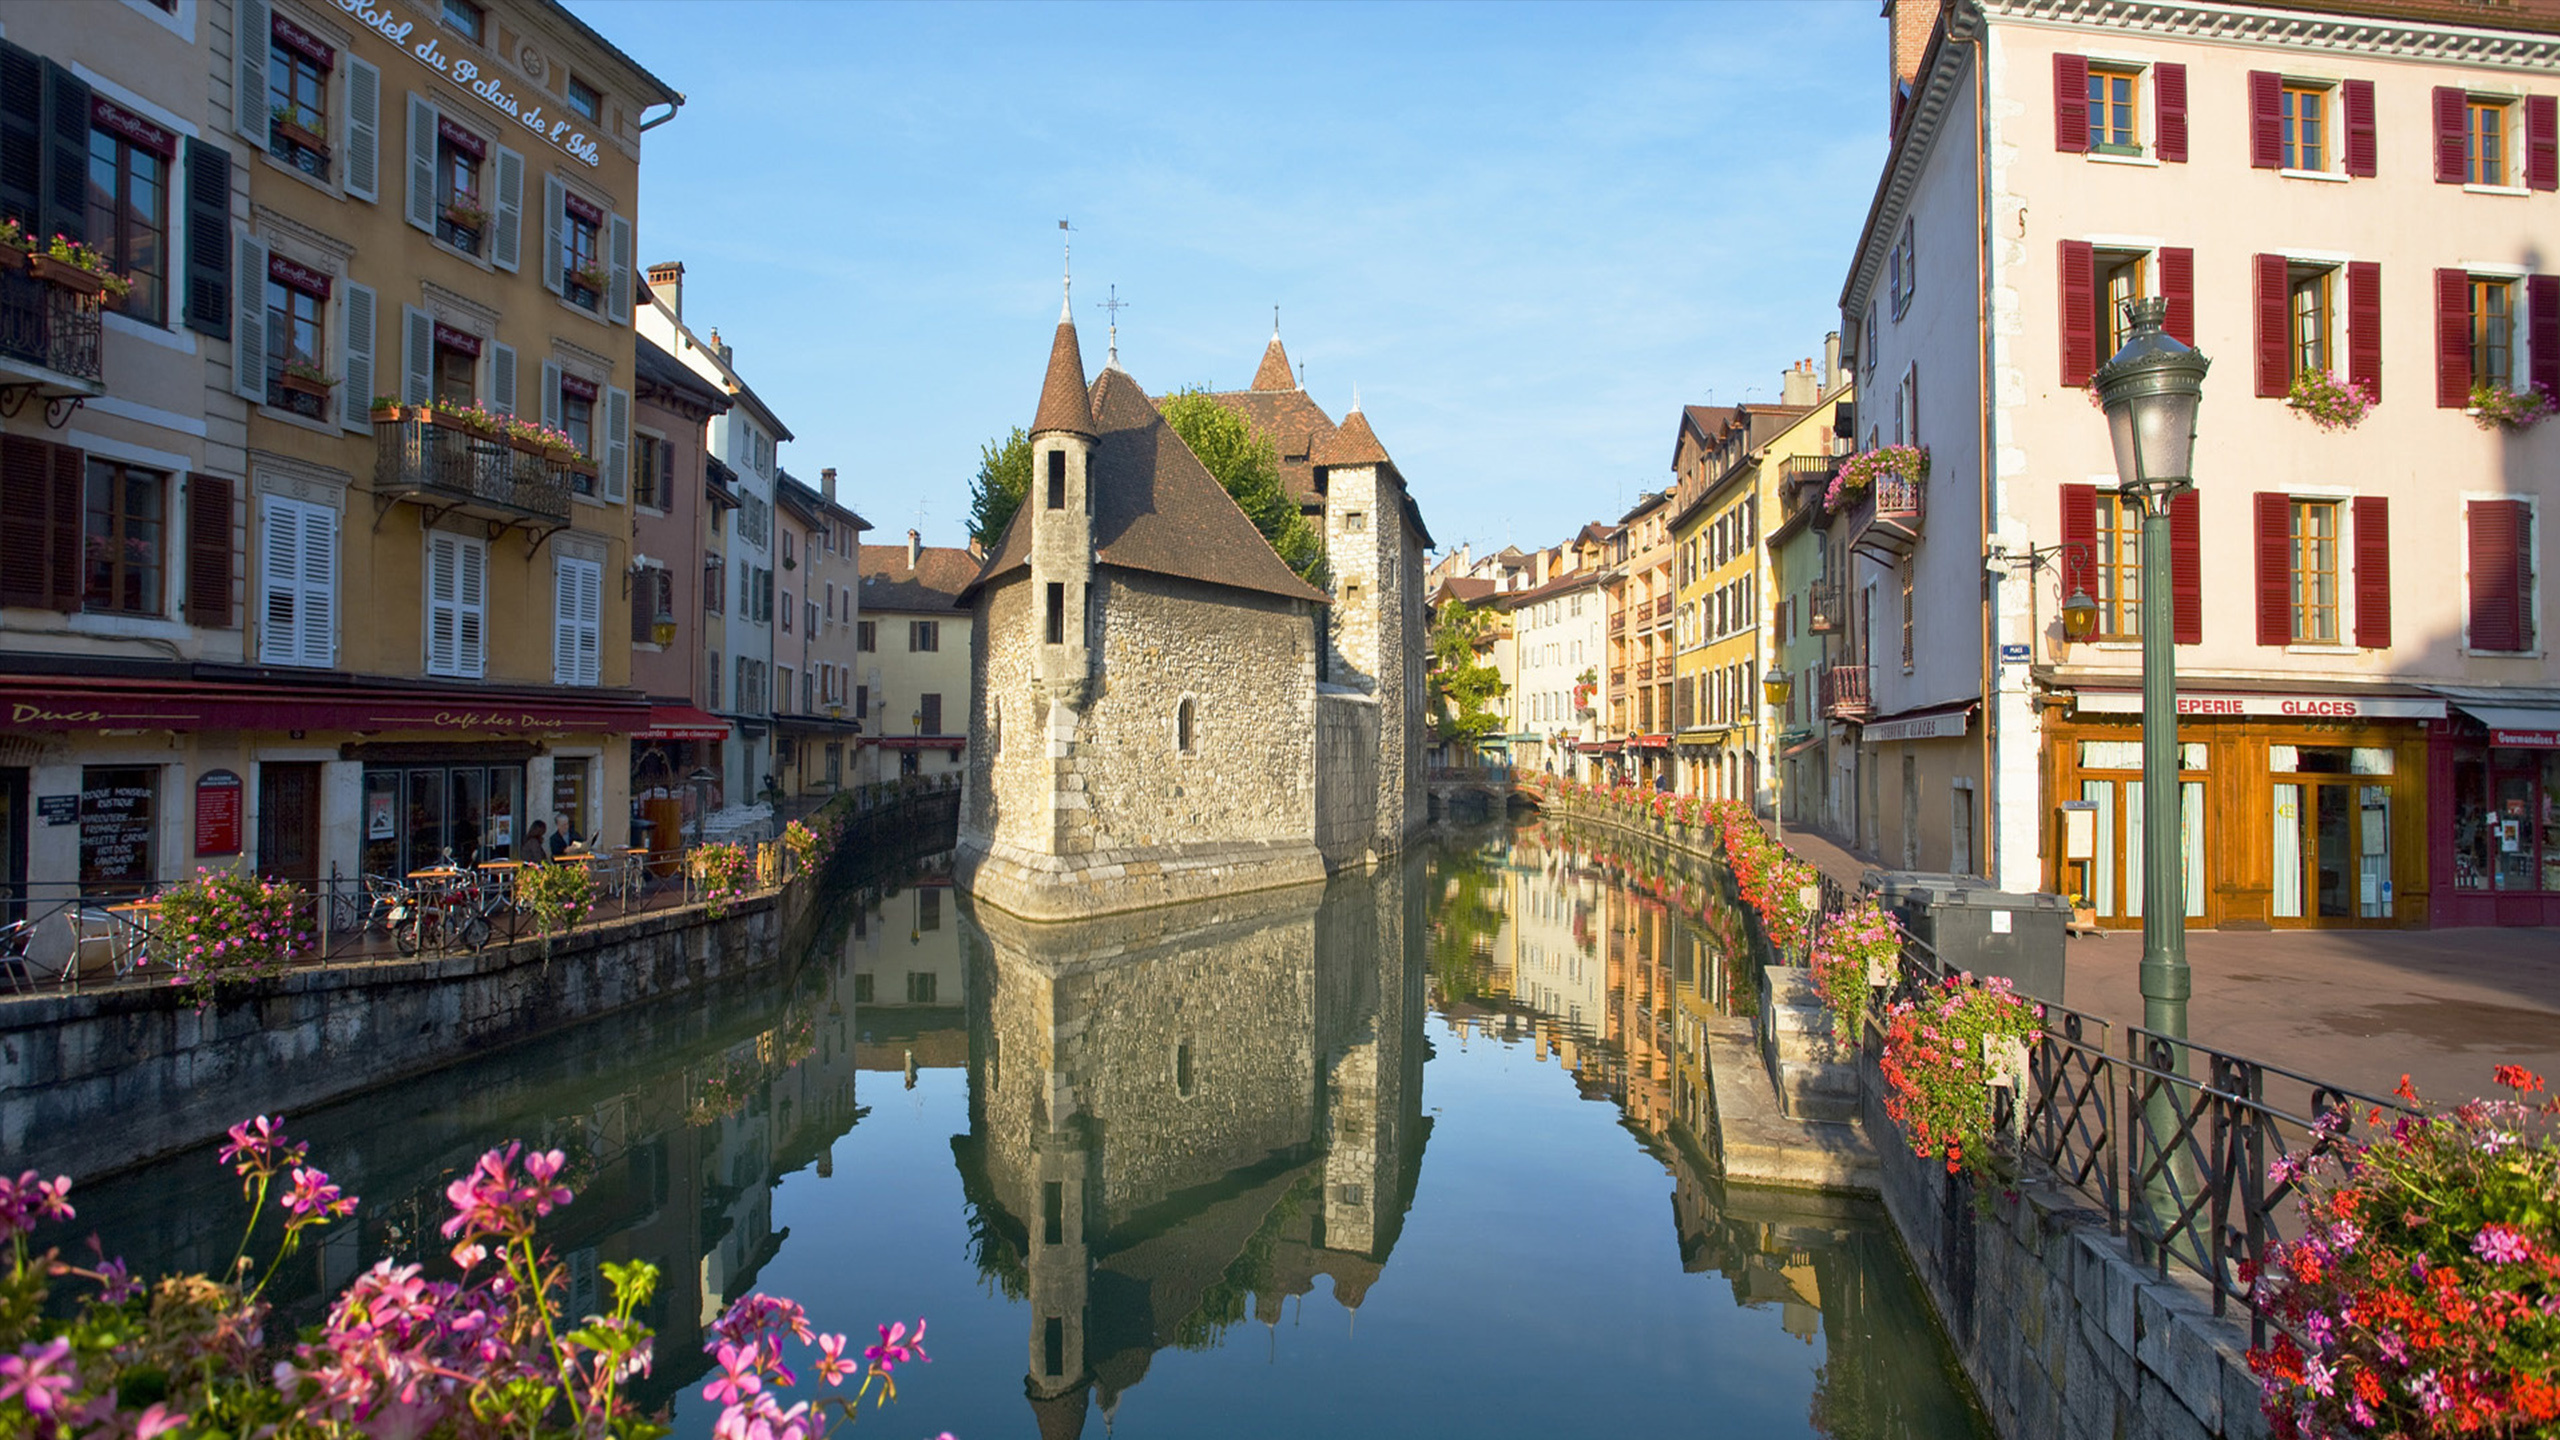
[[2448, 700, 2560, 748], [638, 705, 730, 741], [1783, 734, 1826, 757], [1631, 733, 1672, 750], [0, 673, 652, 734], [868, 736, 966, 751], [1578, 740, 1623, 755]]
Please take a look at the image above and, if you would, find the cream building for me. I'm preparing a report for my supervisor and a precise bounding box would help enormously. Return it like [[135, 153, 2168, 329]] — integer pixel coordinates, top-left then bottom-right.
[[855, 532, 975, 786]]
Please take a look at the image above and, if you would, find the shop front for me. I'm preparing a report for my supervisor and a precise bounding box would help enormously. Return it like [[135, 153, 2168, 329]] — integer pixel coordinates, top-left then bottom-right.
[[2429, 699, 2560, 927], [632, 705, 731, 856], [2051, 689, 2439, 930]]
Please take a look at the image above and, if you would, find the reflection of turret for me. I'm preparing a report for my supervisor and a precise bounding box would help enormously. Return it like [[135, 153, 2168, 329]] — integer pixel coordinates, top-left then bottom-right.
[[954, 857, 1429, 1432]]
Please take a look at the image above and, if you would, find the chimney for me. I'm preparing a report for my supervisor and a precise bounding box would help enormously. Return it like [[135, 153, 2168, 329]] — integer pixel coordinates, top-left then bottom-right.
[[1823, 330, 1842, 388], [646, 261, 684, 321], [1782, 357, 1819, 407], [907, 529, 921, 571], [820, 466, 838, 506], [1887, 0, 1945, 130]]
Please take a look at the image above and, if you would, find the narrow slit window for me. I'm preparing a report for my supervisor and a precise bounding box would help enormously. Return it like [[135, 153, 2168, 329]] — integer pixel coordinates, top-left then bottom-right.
[[1046, 449, 1065, 510], [1045, 582, 1064, 645]]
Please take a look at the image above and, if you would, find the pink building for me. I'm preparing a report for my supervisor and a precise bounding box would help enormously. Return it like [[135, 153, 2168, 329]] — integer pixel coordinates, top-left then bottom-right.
[[628, 331, 733, 849], [1840, 0, 2559, 928]]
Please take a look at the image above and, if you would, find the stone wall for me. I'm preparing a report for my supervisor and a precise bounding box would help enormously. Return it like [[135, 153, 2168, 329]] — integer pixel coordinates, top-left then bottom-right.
[[1315, 688, 1381, 871], [0, 897, 780, 1181]]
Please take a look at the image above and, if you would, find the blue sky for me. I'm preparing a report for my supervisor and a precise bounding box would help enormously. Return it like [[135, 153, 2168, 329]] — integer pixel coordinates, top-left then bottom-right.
[[572, 0, 1887, 555]]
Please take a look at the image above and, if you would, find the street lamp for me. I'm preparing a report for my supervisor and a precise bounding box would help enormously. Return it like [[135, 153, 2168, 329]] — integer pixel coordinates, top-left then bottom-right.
[[2093, 294, 2209, 1255], [1762, 667, 1793, 844], [2060, 586, 2100, 645]]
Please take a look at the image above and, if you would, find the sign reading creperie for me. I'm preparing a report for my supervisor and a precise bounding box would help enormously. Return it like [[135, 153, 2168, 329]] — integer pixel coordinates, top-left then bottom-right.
[[2073, 692, 2446, 721]]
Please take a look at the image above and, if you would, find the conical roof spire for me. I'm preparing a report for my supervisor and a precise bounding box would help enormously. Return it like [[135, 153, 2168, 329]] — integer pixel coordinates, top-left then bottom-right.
[[1312, 403, 1390, 466], [1251, 331, 1295, 391], [1032, 309, 1093, 437]]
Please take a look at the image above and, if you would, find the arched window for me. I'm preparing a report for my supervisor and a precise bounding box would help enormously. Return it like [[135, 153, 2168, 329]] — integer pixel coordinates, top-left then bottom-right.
[[1175, 698, 1195, 754]]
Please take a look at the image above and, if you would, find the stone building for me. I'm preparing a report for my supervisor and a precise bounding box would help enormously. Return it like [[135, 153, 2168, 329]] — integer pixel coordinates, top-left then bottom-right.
[[956, 301, 1432, 920]]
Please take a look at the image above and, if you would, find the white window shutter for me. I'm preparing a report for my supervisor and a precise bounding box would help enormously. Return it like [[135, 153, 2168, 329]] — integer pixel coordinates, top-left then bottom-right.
[[258, 499, 301, 665], [490, 342, 516, 417], [604, 385, 629, 503], [300, 503, 336, 668], [401, 304, 431, 405], [426, 533, 458, 674], [540, 173, 564, 294], [456, 537, 486, 677], [235, 0, 270, 144], [404, 94, 438, 234], [232, 232, 267, 402], [553, 560, 580, 684], [577, 559, 601, 684], [338, 280, 375, 430], [345, 59, 381, 202], [540, 359, 561, 430], [607, 213, 632, 323], [490, 146, 523, 273]]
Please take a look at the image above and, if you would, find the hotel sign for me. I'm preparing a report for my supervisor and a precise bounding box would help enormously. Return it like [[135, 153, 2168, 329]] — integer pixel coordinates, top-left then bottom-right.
[[332, 0, 604, 168], [2073, 692, 2446, 720]]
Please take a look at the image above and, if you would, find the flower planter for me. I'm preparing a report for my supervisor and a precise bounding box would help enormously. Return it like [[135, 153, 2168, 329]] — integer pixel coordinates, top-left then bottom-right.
[[0, 243, 26, 274], [280, 372, 334, 401], [27, 253, 107, 297], [273, 118, 330, 157], [442, 204, 489, 232]]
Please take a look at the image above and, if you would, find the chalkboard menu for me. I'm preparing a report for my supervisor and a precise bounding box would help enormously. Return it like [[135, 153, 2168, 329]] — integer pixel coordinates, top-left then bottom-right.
[[80, 766, 158, 891]]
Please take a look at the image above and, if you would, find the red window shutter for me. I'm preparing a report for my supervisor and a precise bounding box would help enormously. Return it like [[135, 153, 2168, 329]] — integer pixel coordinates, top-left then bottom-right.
[[42, 436, 78, 612], [2531, 275, 2560, 395], [2155, 63, 2188, 163], [2170, 490, 2201, 644], [2255, 492, 2293, 647], [2343, 79, 2378, 178], [2059, 483, 2098, 606], [2059, 240, 2097, 386], [2250, 71, 2284, 169], [2527, 94, 2557, 192], [2434, 86, 2467, 184], [2467, 500, 2528, 652], [2346, 262, 2382, 402], [2160, 247, 2195, 346], [2436, 267, 2473, 408], [2255, 253, 2292, 398], [0, 434, 50, 610], [186, 474, 234, 629], [2353, 496, 2391, 650], [2054, 54, 2088, 154]]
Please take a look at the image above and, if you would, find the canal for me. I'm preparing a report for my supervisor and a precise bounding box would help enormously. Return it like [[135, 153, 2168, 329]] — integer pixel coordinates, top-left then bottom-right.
[[50, 823, 1988, 1439]]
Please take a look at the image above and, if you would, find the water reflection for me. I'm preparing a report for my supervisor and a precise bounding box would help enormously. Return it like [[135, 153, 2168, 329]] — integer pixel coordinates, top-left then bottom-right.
[[951, 863, 1428, 1437]]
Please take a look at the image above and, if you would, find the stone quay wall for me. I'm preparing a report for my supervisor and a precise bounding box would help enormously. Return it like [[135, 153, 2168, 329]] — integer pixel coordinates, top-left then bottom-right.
[[1314, 688, 1382, 872], [2, 896, 781, 1182]]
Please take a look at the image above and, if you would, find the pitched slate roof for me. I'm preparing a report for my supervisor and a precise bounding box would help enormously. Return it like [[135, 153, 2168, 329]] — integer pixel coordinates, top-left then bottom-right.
[[634, 335, 731, 417], [857, 543, 978, 613], [966, 356, 1329, 607]]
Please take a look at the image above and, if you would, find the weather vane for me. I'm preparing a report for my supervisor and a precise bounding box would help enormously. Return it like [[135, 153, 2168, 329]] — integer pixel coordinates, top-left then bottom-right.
[[1097, 284, 1129, 368]]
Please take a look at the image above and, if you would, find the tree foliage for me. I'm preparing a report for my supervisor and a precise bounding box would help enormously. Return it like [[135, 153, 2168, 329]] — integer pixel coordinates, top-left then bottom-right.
[[1430, 599, 1509, 749], [967, 426, 1032, 550], [1157, 388, 1330, 587]]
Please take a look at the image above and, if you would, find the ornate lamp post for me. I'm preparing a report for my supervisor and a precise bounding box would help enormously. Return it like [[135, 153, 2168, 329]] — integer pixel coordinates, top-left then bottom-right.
[[2061, 585, 2100, 645], [1762, 666, 1793, 845], [2091, 296, 2210, 1053]]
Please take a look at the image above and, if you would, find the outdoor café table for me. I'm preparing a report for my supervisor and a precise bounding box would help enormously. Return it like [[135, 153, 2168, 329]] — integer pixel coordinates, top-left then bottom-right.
[[101, 899, 163, 978]]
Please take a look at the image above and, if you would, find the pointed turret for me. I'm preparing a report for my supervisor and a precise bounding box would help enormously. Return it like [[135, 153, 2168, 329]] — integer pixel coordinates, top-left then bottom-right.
[[1311, 404, 1390, 467], [1034, 314, 1095, 438], [1251, 332, 1295, 391]]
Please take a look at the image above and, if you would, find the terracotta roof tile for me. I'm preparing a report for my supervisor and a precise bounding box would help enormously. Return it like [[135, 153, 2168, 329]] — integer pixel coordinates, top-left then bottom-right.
[[1310, 406, 1390, 467], [856, 544, 978, 613], [1251, 335, 1296, 391], [1194, 386, 1337, 505], [1032, 319, 1094, 437]]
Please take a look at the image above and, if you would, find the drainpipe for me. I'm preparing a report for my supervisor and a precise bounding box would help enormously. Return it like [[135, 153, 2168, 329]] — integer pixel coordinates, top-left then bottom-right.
[[639, 98, 686, 132], [1962, 0, 2000, 884]]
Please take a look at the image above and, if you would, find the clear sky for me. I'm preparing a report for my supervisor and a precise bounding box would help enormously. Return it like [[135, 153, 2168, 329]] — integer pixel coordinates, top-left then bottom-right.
[[570, 0, 1887, 556]]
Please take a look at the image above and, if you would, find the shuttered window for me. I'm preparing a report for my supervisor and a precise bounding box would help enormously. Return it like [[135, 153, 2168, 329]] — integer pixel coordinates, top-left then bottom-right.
[[2434, 87, 2469, 185], [2353, 497, 2390, 650], [186, 474, 235, 628], [2529, 95, 2558, 191], [425, 531, 486, 677], [2436, 268, 2473, 408], [553, 555, 601, 686], [0, 433, 84, 611], [257, 495, 335, 667], [2347, 262, 2382, 403], [2468, 501, 2535, 654], [2169, 490, 2200, 645], [2255, 492, 2293, 647], [2531, 276, 2560, 398], [2343, 80, 2377, 179]]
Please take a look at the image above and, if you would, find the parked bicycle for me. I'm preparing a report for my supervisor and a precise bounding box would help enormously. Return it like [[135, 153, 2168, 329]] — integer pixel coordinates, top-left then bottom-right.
[[388, 857, 493, 955]]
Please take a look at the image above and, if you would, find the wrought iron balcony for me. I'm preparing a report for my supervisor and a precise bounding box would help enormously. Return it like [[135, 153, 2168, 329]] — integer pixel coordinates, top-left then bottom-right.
[[1821, 664, 1872, 721], [1805, 579, 1841, 634], [1847, 476, 1925, 562], [0, 262, 106, 401], [1608, 611, 1626, 635], [372, 409, 579, 531]]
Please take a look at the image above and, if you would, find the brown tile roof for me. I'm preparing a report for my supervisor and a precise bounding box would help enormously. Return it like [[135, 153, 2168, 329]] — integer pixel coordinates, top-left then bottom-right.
[[1430, 575, 1498, 607], [1194, 385, 1337, 505], [967, 366, 1329, 607], [856, 543, 978, 613], [1251, 334, 1296, 391], [1032, 315, 1094, 437], [1311, 406, 1390, 467]]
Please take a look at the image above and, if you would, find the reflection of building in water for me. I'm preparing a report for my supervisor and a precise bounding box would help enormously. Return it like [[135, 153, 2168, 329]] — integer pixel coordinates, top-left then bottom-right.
[[954, 861, 1428, 1436], [844, 864, 970, 1072]]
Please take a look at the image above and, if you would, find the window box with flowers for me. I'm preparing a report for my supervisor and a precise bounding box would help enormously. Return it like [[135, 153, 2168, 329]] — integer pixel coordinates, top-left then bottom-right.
[[1826, 443, 1929, 513], [2286, 369, 2374, 431], [0, 217, 30, 272], [20, 234, 133, 302], [268, 106, 331, 173], [2468, 381, 2557, 432], [278, 360, 335, 401], [441, 199, 490, 235], [567, 264, 609, 306]]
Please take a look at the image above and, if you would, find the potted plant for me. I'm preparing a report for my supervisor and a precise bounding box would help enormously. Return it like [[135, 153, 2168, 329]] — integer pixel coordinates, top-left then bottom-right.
[[370, 394, 404, 421], [2468, 381, 2558, 432], [28, 236, 130, 300], [568, 262, 609, 296], [1825, 443, 1929, 512], [0, 216, 28, 271], [2286, 368, 2374, 431], [279, 360, 335, 400], [269, 104, 329, 157], [442, 197, 490, 232]]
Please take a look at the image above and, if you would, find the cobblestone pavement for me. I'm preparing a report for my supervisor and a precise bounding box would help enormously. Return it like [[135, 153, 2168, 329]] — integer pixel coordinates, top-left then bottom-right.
[[1773, 821, 2560, 1106]]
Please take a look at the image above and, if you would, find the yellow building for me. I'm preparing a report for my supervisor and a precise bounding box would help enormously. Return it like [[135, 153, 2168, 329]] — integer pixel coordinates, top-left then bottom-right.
[[0, 0, 683, 922]]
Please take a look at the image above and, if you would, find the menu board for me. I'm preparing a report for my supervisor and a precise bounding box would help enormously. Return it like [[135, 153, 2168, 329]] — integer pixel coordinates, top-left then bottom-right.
[[80, 769, 157, 890], [195, 770, 243, 856]]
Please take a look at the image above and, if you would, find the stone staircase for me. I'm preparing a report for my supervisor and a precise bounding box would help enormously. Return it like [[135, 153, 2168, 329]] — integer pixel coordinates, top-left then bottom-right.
[[1758, 966, 1861, 1123]]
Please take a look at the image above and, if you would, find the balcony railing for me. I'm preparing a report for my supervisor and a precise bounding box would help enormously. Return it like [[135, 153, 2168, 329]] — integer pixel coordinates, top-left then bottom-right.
[[1608, 611, 1626, 635], [0, 262, 105, 392], [1821, 664, 1872, 720], [1608, 667, 1626, 688], [1633, 659, 1652, 682], [1847, 475, 1926, 561], [1805, 579, 1840, 634], [373, 409, 579, 527]]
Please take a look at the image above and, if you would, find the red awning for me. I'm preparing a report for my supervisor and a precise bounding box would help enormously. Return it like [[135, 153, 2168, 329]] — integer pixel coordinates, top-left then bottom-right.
[[1631, 733, 1673, 750], [0, 674, 652, 734], [638, 705, 730, 741]]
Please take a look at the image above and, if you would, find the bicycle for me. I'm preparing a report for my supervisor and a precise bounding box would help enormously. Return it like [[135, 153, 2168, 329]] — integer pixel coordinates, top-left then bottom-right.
[[389, 863, 491, 955]]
